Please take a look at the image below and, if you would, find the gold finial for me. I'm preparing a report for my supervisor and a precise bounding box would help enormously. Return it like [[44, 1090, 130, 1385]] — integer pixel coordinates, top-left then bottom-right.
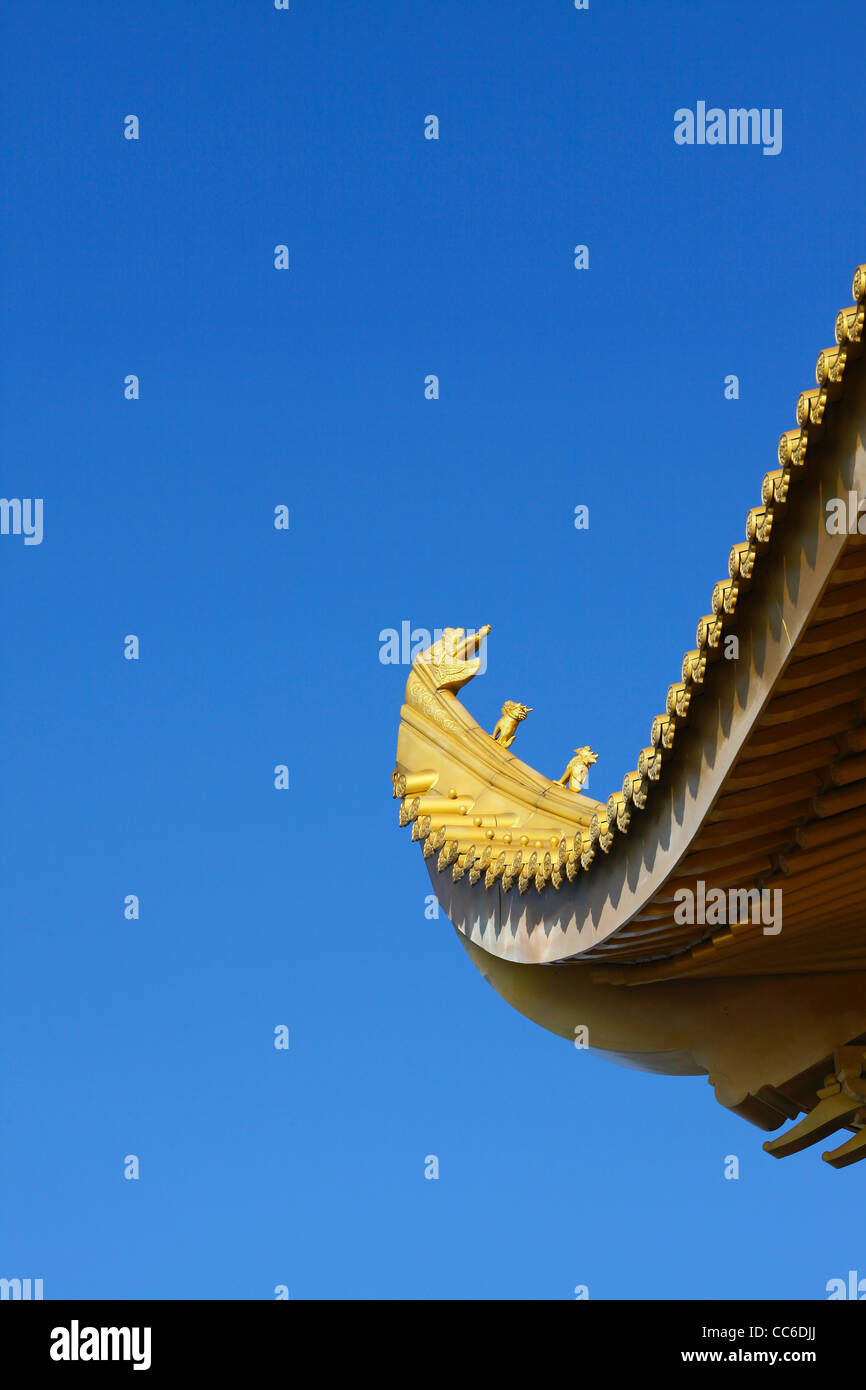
[[491, 700, 532, 750], [416, 626, 491, 693], [554, 746, 598, 793]]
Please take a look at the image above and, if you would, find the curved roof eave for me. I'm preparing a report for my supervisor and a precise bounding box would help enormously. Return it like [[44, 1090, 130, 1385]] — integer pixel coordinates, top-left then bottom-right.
[[393, 263, 866, 967]]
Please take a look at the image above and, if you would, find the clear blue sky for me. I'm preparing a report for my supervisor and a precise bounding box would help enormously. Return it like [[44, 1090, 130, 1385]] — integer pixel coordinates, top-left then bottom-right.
[[3, 1, 865, 1300]]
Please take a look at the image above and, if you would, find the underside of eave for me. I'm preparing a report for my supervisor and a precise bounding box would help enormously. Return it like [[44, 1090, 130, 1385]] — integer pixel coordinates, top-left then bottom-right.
[[594, 534, 866, 984]]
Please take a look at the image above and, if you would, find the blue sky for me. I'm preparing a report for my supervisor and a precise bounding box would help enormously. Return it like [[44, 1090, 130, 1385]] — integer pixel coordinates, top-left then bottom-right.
[[2, 1, 865, 1299]]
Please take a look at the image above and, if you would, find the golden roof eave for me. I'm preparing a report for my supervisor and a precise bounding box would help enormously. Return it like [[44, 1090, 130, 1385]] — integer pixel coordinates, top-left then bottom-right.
[[393, 262, 866, 973]]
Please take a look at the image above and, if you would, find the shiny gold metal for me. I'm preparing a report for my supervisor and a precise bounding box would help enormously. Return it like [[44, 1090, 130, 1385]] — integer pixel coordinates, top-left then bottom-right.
[[554, 747, 598, 793], [491, 701, 532, 750]]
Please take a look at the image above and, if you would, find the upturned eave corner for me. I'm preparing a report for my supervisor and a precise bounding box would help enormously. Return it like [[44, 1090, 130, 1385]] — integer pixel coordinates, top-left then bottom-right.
[[393, 625, 603, 894]]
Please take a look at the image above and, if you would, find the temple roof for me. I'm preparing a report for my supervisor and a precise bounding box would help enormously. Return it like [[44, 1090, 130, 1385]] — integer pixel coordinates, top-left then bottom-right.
[[393, 260, 866, 979]]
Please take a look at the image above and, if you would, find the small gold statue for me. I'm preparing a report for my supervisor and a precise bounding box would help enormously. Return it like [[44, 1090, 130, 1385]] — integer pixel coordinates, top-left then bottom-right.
[[492, 701, 533, 750], [554, 746, 598, 793]]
